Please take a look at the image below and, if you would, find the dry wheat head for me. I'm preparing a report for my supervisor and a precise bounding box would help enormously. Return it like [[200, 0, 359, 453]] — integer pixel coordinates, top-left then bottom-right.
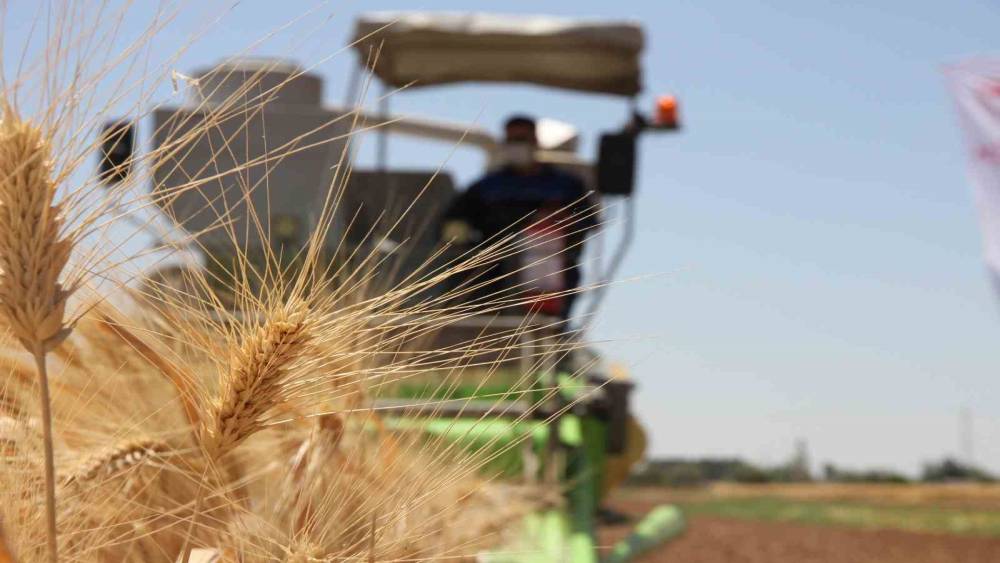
[[0, 112, 72, 353], [62, 438, 167, 488], [204, 301, 312, 457]]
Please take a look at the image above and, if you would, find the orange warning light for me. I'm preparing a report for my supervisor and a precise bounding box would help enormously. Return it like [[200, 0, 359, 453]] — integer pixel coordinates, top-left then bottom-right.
[[655, 95, 679, 128]]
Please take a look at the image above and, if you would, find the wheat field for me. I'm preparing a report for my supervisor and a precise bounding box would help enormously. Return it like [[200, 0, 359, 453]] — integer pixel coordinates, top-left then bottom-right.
[[0, 3, 589, 561]]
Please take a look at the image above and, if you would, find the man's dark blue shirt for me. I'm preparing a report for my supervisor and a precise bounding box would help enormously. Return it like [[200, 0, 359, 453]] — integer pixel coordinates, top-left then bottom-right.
[[443, 165, 596, 244], [441, 164, 597, 318]]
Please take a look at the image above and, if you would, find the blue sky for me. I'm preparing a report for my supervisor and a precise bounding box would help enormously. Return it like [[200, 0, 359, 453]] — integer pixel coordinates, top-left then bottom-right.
[[8, 0, 1000, 474]]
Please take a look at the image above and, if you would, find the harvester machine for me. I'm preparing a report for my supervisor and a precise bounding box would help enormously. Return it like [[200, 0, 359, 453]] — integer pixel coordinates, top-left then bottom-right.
[[105, 11, 683, 562]]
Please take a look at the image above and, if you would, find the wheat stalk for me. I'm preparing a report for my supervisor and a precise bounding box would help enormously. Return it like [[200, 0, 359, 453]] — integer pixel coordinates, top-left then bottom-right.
[[0, 110, 75, 563], [96, 314, 202, 438]]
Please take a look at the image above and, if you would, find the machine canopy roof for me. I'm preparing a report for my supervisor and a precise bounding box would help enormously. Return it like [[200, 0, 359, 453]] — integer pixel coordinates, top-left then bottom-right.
[[351, 12, 644, 97]]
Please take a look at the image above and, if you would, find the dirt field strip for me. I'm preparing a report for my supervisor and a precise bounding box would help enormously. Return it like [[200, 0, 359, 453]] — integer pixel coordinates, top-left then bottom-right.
[[601, 514, 1000, 563], [600, 487, 1000, 563]]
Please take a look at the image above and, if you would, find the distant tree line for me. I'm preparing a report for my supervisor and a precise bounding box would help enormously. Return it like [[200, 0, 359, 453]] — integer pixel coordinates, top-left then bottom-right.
[[920, 458, 995, 483], [626, 457, 810, 487], [627, 456, 995, 487]]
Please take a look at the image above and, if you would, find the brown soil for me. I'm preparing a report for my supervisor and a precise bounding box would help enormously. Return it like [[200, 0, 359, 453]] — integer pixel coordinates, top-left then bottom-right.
[[598, 496, 1000, 563]]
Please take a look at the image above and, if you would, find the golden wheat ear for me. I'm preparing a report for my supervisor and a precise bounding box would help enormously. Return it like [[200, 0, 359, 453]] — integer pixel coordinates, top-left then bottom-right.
[[203, 300, 313, 459], [0, 110, 78, 562], [0, 112, 74, 353], [62, 439, 168, 488]]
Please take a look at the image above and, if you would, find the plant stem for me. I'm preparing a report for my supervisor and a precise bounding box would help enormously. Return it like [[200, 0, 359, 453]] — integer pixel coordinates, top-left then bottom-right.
[[178, 469, 209, 563], [33, 347, 58, 563]]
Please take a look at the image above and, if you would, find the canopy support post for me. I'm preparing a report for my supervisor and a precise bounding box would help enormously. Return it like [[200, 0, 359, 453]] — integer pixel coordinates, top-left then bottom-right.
[[580, 96, 642, 332], [581, 195, 636, 331], [376, 81, 389, 172]]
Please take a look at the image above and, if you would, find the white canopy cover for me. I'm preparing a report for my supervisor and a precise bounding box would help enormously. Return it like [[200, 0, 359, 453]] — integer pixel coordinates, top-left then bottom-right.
[[351, 12, 644, 97]]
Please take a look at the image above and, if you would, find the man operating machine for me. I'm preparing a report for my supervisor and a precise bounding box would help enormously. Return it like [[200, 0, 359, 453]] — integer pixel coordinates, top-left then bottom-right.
[[442, 114, 598, 319]]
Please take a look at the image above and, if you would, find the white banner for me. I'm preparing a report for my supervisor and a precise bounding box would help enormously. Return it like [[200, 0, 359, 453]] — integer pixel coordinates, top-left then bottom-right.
[[947, 59, 1000, 289]]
